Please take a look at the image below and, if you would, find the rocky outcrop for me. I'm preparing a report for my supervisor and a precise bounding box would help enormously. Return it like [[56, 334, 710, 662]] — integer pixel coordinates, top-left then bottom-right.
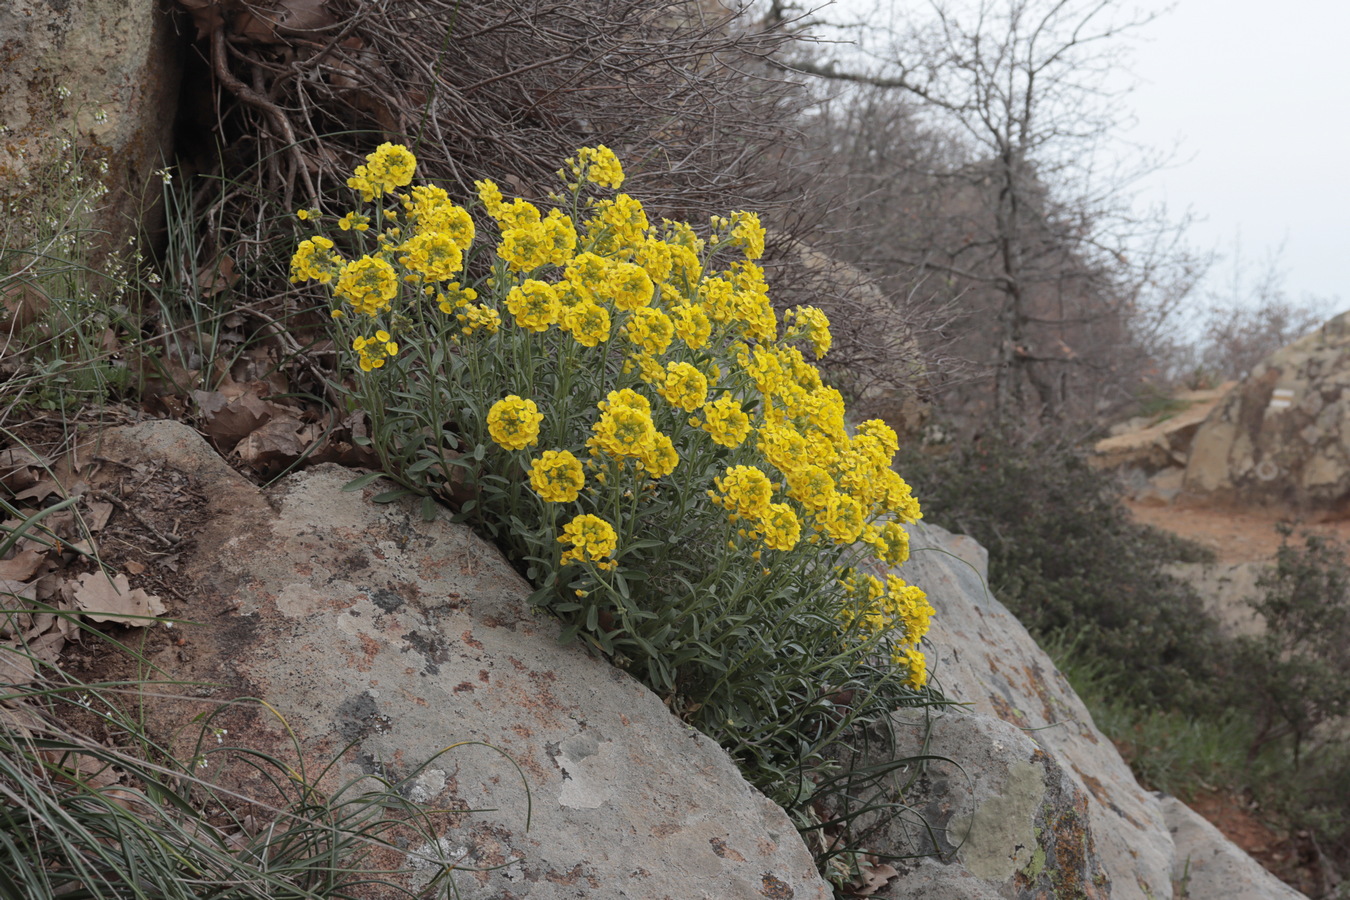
[[0, 0, 180, 254], [872, 709, 1108, 899], [1184, 312, 1350, 515], [887, 523, 1307, 900], [1093, 386, 1232, 474], [1091, 385, 1233, 506], [1162, 797, 1309, 900], [87, 421, 831, 900], [73, 420, 1306, 899]]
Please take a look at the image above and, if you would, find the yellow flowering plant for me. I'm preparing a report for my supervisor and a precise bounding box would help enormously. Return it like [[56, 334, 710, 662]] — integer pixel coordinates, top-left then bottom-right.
[[292, 141, 939, 834]]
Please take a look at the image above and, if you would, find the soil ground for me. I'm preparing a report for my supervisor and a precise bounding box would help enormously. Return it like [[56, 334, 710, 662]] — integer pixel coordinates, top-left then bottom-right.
[[1126, 496, 1350, 565]]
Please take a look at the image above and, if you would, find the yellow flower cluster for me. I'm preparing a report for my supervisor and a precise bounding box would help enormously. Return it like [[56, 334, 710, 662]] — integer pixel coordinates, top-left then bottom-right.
[[298, 143, 934, 690], [559, 513, 618, 569], [530, 450, 585, 503], [560, 145, 625, 191], [487, 395, 543, 451], [839, 571, 936, 687], [335, 256, 399, 317], [347, 142, 416, 201], [352, 331, 399, 372]]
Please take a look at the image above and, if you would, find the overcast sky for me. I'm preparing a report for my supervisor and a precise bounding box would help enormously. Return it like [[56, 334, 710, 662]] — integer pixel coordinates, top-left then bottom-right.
[[1123, 0, 1349, 312], [813, 0, 1348, 316]]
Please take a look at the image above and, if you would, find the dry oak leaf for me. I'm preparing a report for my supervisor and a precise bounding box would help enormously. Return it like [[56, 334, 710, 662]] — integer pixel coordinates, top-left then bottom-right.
[[73, 573, 165, 625]]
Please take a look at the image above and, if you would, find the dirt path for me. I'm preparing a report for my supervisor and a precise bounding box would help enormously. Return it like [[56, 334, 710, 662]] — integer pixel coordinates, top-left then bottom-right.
[[1125, 497, 1350, 564]]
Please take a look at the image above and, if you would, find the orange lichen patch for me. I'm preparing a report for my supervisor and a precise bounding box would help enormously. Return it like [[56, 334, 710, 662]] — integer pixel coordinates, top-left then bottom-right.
[[356, 632, 381, 671], [709, 836, 746, 861], [758, 873, 794, 899], [988, 692, 1025, 725]]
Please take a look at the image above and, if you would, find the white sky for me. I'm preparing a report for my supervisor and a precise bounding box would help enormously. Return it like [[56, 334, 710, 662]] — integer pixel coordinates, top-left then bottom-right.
[[807, 0, 1349, 314], [1123, 0, 1350, 310]]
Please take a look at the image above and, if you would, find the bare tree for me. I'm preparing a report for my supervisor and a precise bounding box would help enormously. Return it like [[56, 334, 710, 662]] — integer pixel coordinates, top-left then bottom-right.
[[781, 0, 1205, 427]]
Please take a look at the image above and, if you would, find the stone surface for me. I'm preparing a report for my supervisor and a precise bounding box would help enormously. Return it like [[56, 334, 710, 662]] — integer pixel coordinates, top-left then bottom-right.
[[1161, 796, 1309, 900], [0, 0, 180, 254], [894, 523, 1175, 900], [1093, 387, 1231, 474], [1184, 312, 1350, 515], [895, 523, 1310, 900], [89, 421, 831, 900], [875, 709, 1107, 899]]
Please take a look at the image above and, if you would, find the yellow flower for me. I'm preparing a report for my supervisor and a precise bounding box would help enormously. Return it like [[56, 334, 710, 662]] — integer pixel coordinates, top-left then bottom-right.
[[622, 307, 675, 356], [697, 394, 751, 448], [559, 513, 618, 568], [505, 279, 561, 332], [398, 231, 464, 282], [785, 305, 833, 359], [498, 224, 552, 271], [729, 210, 766, 260], [638, 431, 679, 479], [436, 282, 479, 314], [561, 299, 611, 347], [351, 330, 399, 372], [659, 362, 708, 412], [487, 396, 543, 451], [589, 402, 657, 460], [759, 502, 800, 552], [529, 450, 585, 503], [711, 465, 774, 520], [819, 491, 865, 544], [563, 145, 625, 190], [347, 143, 417, 200], [335, 255, 399, 317], [289, 235, 342, 284], [784, 463, 835, 511], [891, 645, 928, 688], [543, 209, 578, 266], [671, 303, 711, 350], [606, 260, 654, 310]]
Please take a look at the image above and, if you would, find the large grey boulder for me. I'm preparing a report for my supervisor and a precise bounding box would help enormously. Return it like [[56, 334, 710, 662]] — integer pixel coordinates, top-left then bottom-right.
[[891, 523, 1308, 900], [1161, 797, 1309, 900], [887, 523, 1173, 898], [869, 709, 1107, 899], [89, 421, 831, 900], [1184, 312, 1350, 515], [0, 0, 180, 254]]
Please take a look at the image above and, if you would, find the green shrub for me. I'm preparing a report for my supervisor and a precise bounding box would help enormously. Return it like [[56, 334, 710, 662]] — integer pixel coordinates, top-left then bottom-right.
[[899, 430, 1223, 711], [291, 144, 941, 856], [1236, 527, 1350, 763]]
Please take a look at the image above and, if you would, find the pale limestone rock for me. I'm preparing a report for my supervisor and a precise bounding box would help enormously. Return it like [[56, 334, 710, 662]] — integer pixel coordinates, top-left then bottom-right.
[[874, 710, 1108, 899], [1184, 313, 1350, 514], [893, 523, 1309, 900], [90, 422, 831, 900], [1162, 797, 1308, 900]]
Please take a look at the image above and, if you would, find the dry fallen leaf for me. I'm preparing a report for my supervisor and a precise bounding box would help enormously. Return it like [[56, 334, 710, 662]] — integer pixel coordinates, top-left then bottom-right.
[[0, 578, 37, 637], [0, 549, 47, 581], [13, 479, 63, 504], [847, 859, 899, 897], [0, 642, 37, 684], [84, 500, 115, 533], [72, 573, 166, 626], [0, 448, 45, 492], [235, 416, 319, 474], [125, 560, 147, 575]]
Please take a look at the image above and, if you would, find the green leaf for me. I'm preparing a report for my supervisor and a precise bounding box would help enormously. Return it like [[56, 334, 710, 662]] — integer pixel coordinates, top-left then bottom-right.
[[341, 472, 384, 492], [372, 488, 416, 503]]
